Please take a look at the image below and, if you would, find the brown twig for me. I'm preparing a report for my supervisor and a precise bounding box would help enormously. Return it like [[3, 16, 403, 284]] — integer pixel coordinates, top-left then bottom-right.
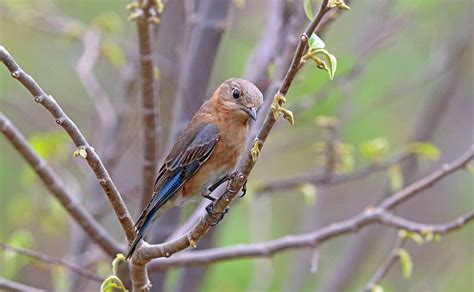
[[0, 46, 135, 242], [132, 0, 161, 209], [0, 113, 121, 255], [0, 243, 105, 283]]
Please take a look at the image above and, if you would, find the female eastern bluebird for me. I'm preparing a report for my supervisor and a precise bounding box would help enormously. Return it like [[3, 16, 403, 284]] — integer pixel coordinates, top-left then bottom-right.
[[126, 78, 263, 259]]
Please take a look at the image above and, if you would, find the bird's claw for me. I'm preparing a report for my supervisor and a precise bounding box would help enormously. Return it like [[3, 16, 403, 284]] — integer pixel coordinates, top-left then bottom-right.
[[205, 203, 229, 226], [239, 180, 248, 198]]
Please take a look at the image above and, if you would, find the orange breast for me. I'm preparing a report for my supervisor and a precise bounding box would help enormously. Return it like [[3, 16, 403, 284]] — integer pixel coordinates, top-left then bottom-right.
[[182, 119, 248, 199]]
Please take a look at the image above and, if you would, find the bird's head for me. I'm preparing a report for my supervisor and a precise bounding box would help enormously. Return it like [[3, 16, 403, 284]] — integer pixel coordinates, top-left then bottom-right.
[[213, 78, 263, 121]]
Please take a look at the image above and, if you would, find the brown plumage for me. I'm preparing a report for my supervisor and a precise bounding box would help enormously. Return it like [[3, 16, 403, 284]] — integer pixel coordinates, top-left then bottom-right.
[[126, 78, 263, 259]]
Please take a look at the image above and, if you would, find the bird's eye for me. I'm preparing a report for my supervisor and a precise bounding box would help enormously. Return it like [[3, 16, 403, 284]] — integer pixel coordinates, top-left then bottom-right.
[[232, 88, 241, 99]]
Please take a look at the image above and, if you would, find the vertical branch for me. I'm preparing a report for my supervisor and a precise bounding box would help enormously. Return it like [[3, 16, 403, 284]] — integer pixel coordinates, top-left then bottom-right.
[[169, 0, 233, 140], [134, 1, 162, 209], [364, 236, 407, 291]]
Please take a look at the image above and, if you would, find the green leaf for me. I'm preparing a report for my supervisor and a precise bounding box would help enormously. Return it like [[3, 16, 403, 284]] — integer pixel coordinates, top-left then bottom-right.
[[406, 142, 440, 160], [313, 49, 337, 80], [387, 164, 404, 192], [360, 138, 389, 162], [398, 248, 413, 279], [309, 33, 325, 49], [100, 254, 127, 292], [299, 183, 317, 206], [304, 0, 314, 21]]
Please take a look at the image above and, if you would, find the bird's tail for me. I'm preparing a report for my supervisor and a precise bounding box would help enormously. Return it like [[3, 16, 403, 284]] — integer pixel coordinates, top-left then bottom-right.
[[126, 210, 156, 260]]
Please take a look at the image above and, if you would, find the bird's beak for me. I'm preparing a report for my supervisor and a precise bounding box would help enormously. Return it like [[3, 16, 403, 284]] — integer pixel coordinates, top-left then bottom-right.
[[243, 107, 257, 120]]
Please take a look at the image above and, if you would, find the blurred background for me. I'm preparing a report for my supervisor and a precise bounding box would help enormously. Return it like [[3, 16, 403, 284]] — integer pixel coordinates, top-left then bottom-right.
[[0, 0, 473, 291]]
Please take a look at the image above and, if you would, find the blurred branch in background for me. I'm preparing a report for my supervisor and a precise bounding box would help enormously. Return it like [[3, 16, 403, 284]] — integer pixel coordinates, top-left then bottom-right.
[[0, 113, 121, 255], [0, 277, 43, 292], [364, 235, 407, 292], [0, 242, 104, 283], [148, 145, 474, 269]]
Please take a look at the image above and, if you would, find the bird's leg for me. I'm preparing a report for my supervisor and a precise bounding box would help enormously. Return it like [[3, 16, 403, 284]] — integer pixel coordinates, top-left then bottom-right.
[[205, 203, 229, 226], [202, 174, 232, 202]]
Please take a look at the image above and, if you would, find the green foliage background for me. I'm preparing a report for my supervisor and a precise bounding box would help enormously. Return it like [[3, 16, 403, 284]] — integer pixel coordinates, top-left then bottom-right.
[[0, 0, 473, 291]]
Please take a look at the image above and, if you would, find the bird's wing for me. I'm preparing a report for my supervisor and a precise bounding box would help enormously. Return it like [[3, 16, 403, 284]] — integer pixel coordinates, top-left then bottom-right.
[[127, 123, 219, 258]]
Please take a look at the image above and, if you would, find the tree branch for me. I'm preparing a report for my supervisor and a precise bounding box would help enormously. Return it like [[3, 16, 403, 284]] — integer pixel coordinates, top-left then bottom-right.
[[148, 204, 474, 270], [0, 113, 121, 255], [132, 0, 161, 209], [0, 46, 135, 242], [0, 243, 104, 283]]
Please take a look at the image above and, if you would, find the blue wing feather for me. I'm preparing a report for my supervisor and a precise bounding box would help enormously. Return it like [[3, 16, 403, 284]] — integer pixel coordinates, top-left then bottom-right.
[[126, 123, 219, 259]]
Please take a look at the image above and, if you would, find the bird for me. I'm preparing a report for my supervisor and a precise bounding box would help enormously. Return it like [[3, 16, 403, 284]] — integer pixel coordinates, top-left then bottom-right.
[[126, 78, 263, 260]]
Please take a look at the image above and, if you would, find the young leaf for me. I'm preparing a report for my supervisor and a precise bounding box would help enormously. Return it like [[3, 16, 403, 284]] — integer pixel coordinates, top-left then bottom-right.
[[398, 248, 413, 279], [360, 138, 389, 162], [313, 49, 337, 79], [406, 142, 440, 160], [309, 33, 326, 49], [304, 0, 314, 21]]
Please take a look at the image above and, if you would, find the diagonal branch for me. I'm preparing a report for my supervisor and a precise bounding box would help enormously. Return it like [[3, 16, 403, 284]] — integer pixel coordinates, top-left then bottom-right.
[[0, 243, 105, 283], [0, 113, 122, 255], [0, 46, 135, 242]]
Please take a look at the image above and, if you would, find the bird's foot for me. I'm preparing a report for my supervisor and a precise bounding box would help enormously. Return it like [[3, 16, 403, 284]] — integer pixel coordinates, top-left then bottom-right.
[[205, 203, 229, 226], [239, 179, 248, 198]]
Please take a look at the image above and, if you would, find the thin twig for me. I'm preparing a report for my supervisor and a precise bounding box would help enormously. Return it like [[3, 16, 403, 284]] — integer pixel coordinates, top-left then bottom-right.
[[258, 152, 410, 193], [0, 277, 44, 292], [364, 236, 407, 291], [0, 243, 105, 283], [0, 113, 121, 255], [0, 46, 135, 242]]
